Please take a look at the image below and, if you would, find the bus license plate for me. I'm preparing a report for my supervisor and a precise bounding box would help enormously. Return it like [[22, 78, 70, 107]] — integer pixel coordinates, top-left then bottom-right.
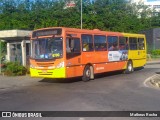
[[42, 70, 47, 73]]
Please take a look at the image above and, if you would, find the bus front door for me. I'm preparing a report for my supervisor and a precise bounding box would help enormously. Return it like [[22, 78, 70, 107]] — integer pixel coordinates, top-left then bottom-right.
[[66, 38, 82, 78]]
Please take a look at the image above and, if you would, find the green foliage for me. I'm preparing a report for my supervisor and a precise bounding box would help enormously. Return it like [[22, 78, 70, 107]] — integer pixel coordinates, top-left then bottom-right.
[[3, 62, 27, 76], [0, 41, 7, 63], [0, 0, 159, 32], [151, 49, 160, 56], [150, 49, 160, 59]]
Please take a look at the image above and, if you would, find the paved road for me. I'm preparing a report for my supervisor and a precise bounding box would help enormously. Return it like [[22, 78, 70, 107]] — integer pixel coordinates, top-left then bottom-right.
[[0, 64, 160, 120]]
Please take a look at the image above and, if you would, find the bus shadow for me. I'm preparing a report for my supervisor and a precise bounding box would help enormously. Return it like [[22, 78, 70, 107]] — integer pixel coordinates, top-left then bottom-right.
[[39, 67, 145, 83], [134, 66, 144, 71], [94, 70, 123, 79], [156, 72, 160, 74], [94, 67, 145, 79], [39, 77, 82, 83], [39, 71, 123, 83]]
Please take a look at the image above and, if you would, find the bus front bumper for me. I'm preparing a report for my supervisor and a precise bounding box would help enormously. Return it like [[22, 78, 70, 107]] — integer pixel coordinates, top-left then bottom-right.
[[30, 67, 66, 78]]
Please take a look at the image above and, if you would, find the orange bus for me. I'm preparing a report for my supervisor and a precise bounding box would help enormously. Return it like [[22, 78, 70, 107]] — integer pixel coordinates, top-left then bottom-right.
[[30, 27, 146, 81]]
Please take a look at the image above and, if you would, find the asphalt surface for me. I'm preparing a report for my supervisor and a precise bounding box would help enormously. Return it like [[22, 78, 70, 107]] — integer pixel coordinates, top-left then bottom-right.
[[0, 62, 160, 120], [0, 60, 160, 90]]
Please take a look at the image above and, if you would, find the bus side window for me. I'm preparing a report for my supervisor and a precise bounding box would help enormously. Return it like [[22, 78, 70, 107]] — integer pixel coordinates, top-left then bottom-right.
[[138, 38, 145, 50], [107, 36, 118, 51], [81, 34, 93, 52], [94, 35, 107, 51], [119, 37, 128, 50], [129, 37, 137, 50], [126, 39, 129, 50]]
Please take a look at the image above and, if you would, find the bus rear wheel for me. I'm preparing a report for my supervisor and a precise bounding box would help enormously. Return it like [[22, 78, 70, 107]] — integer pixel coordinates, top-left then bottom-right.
[[124, 61, 133, 74], [82, 65, 93, 82]]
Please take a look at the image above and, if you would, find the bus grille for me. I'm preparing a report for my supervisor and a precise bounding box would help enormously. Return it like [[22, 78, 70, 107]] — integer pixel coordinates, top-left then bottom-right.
[[37, 62, 54, 67]]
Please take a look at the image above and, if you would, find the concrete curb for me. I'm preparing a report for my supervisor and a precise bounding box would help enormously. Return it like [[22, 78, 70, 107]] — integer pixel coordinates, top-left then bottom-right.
[[150, 74, 160, 88], [144, 74, 160, 90], [146, 62, 160, 65]]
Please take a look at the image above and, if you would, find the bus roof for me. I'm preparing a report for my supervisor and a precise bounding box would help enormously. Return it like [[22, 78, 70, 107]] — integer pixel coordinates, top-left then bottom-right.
[[32, 27, 145, 37], [122, 33, 145, 37]]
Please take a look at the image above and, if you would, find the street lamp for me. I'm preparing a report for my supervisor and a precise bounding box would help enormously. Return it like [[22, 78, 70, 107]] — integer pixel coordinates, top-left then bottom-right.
[[81, 0, 82, 29]]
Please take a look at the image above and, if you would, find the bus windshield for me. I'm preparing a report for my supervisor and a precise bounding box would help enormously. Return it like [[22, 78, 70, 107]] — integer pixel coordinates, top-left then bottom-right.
[[31, 37, 63, 59]]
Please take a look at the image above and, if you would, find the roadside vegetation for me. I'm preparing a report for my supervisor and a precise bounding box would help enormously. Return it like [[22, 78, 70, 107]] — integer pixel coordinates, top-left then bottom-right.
[[1, 62, 27, 76], [0, 41, 6, 63], [150, 49, 160, 59], [0, 0, 159, 32]]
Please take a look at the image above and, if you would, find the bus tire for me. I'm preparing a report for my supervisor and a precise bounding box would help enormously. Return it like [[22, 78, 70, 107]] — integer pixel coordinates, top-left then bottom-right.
[[82, 65, 92, 82], [90, 66, 94, 80], [124, 61, 133, 74]]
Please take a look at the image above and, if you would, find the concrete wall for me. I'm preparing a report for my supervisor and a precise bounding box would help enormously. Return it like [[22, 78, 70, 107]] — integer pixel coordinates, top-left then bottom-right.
[[0, 30, 31, 66], [131, 0, 160, 12], [153, 28, 160, 49], [0, 30, 31, 38], [140, 28, 160, 50], [140, 29, 154, 50]]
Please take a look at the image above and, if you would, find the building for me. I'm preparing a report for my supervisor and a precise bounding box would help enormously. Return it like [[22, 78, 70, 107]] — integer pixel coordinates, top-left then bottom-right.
[[140, 28, 160, 50], [0, 30, 31, 66], [64, 0, 76, 9], [131, 0, 160, 12]]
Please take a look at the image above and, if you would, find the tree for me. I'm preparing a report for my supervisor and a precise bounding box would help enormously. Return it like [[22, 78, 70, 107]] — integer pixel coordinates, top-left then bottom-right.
[[0, 0, 159, 32]]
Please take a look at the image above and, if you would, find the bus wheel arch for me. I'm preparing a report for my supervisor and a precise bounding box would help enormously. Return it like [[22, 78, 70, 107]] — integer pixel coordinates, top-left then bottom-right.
[[124, 60, 134, 74], [82, 64, 94, 82]]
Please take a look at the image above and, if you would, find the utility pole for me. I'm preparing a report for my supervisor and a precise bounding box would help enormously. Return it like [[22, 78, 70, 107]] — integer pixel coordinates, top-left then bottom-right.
[[0, 40, 1, 74], [81, 0, 82, 29]]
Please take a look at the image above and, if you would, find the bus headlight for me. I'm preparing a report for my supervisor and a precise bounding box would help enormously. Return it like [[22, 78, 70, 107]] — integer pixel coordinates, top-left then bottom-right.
[[48, 66, 55, 69], [56, 62, 64, 68], [30, 64, 35, 68]]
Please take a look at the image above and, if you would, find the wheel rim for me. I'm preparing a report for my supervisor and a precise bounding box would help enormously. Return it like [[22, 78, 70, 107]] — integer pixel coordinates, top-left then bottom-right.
[[86, 69, 91, 78], [128, 63, 132, 72]]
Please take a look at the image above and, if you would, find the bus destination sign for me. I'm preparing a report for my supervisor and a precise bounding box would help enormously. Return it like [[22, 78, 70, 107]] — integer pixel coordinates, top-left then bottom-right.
[[32, 28, 62, 38]]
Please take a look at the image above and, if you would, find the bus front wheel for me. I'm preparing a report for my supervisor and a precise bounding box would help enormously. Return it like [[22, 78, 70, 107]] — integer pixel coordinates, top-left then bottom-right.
[[124, 61, 133, 74], [82, 65, 93, 82]]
